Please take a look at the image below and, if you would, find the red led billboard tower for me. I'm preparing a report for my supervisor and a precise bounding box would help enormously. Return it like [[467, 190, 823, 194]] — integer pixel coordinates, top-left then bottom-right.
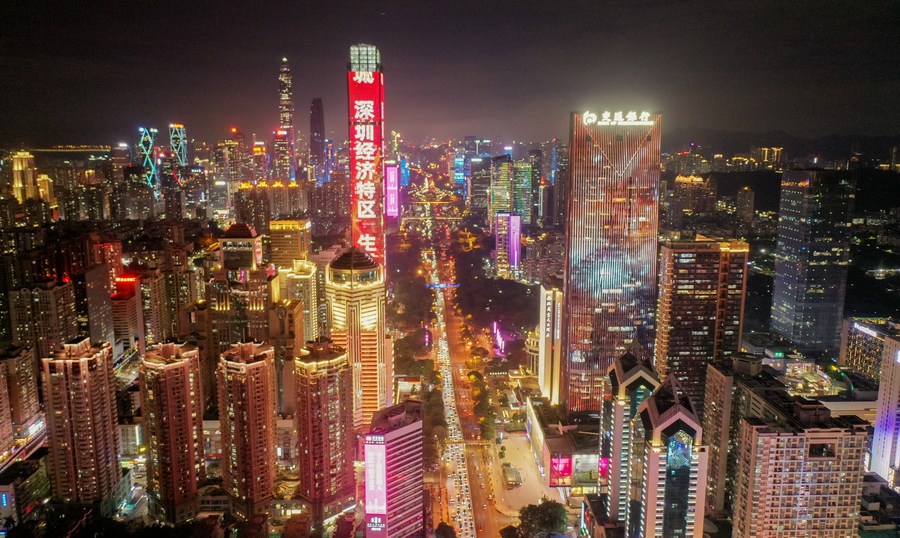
[[348, 44, 385, 264]]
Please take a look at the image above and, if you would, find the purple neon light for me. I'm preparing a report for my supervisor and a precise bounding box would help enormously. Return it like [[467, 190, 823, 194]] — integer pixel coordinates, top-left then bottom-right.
[[385, 165, 399, 217]]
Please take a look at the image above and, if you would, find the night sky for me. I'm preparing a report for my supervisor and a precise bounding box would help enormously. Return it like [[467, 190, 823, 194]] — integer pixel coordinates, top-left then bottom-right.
[[1, 1, 897, 147]]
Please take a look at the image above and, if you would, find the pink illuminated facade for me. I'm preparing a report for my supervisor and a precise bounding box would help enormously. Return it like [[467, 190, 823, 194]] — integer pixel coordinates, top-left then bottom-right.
[[385, 163, 399, 217], [348, 44, 386, 263], [364, 400, 424, 537], [562, 111, 661, 412]]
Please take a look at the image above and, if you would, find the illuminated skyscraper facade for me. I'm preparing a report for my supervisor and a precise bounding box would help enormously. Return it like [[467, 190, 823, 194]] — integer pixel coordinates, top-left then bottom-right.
[[537, 276, 564, 405], [364, 400, 425, 537], [10, 280, 79, 359], [629, 376, 707, 538], [42, 338, 120, 505], [141, 342, 204, 523], [280, 259, 319, 343], [217, 342, 276, 518], [732, 402, 868, 538], [494, 212, 521, 279], [326, 249, 391, 431], [654, 239, 748, 419], [269, 218, 311, 268], [0, 345, 41, 439], [310, 97, 326, 184], [512, 160, 533, 224], [865, 323, 900, 486], [599, 352, 659, 523], [839, 317, 899, 381], [295, 339, 355, 526], [562, 111, 661, 412], [488, 154, 513, 227], [278, 57, 295, 179], [348, 44, 386, 263], [770, 170, 854, 355]]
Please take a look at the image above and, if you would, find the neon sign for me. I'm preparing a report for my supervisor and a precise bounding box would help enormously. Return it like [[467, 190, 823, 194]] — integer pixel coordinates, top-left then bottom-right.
[[853, 323, 880, 339], [364, 441, 387, 515], [348, 61, 385, 263], [583, 110, 653, 126], [385, 164, 399, 217]]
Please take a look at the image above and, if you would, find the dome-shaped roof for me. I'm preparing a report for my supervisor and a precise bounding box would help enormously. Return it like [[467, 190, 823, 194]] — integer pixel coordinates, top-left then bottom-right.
[[222, 222, 258, 239], [330, 248, 379, 271]]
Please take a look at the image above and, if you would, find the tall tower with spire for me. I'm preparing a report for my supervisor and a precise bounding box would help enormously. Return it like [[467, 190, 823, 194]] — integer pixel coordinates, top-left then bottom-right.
[[278, 57, 296, 179]]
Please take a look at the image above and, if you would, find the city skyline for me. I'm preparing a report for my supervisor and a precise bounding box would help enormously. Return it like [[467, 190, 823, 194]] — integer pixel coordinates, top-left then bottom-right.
[[2, 1, 898, 146]]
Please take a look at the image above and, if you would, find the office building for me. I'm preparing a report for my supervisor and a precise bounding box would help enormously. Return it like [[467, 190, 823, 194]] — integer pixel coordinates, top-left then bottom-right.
[[550, 141, 568, 228], [218, 342, 277, 518], [494, 212, 521, 279], [141, 342, 205, 523], [866, 324, 900, 486], [139, 268, 170, 345], [310, 98, 326, 183], [629, 376, 707, 538], [489, 154, 513, 227], [295, 339, 355, 526], [599, 352, 660, 523], [839, 317, 899, 381], [0, 345, 40, 438], [563, 111, 661, 412], [512, 160, 533, 224], [278, 57, 296, 179], [0, 448, 51, 527], [42, 338, 120, 505], [528, 149, 542, 226], [112, 276, 146, 357], [771, 170, 854, 355], [364, 400, 425, 537], [537, 276, 564, 405], [732, 401, 869, 538], [655, 239, 749, 419], [326, 249, 391, 430], [735, 186, 754, 227], [280, 259, 319, 343], [348, 43, 386, 263], [10, 280, 79, 359], [11, 151, 38, 205], [270, 218, 311, 268]]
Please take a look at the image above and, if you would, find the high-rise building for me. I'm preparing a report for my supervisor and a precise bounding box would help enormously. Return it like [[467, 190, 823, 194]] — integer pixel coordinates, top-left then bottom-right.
[[702, 354, 790, 513], [269, 218, 311, 268], [217, 341, 277, 518], [537, 276, 564, 405], [488, 154, 513, 227], [278, 57, 296, 179], [139, 268, 170, 345], [838, 317, 899, 382], [494, 212, 521, 279], [0, 360, 14, 459], [42, 338, 120, 506], [466, 160, 490, 220], [141, 342, 204, 523], [563, 110, 660, 412], [864, 323, 900, 486], [771, 170, 854, 355], [73, 264, 115, 351], [0, 345, 41, 438], [735, 186, 754, 228], [10, 280, 79, 359], [512, 160, 533, 224], [11, 151, 39, 205], [629, 376, 707, 538], [280, 259, 319, 344], [599, 351, 659, 523], [272, 129, 292, 180], [294, 339, 355, 526], [732, 400, 869, 538], [326, 249, 391, 430], [310, 98, 326, 184], [348, 44, 386, 263], [550, 141, 568, 228], [654, 239, 749, 419], [364, 400, 425, 537], [112, 276, 146, 357], [528, 149, 543, 226]]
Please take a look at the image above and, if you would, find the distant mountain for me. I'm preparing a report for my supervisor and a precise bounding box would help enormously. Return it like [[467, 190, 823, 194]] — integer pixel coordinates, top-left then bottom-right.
[[664, 126, 900, 162]]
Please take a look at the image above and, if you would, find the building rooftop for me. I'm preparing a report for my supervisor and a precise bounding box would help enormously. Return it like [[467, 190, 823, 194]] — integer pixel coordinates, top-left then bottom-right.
[[221, 222, 258, 239], [329, 248, 378, 271], [369, 399, 424, 433]]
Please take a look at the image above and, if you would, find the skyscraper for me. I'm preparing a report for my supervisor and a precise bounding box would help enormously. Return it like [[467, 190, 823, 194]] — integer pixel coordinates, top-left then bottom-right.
[[488, 154, 513, 227], [294, 339, 355, 526], [280, 259, 319, 344], [217, 341, 276, 518], [278, 57, 295, 179], [599, 351, 659, 524], [629, 376, 707, 538], [141, 342, 204, 523], [364, 399, 425, 537], [528, 149, 543, 226], [348, 44, 386, 263], [562, 110, 660, 412], [732, 401, 868, 538], [654, 239, 749, 419], [512, 160, 533, 224], [310, 98, 326, 184], [770, 170, 854, 355], [839, 317, 899, 381], [326, 249, 391, 430], [269, 218, 311, 268], [0, 345, 41, 438], [10, 280, 79, 359], [735, 186, 754, 228], [112, 276, 146, 357], [864, 323, 900, 486], [537, 275, 564, 405], [42, 338, 120, 507], [494, 212, 521, 279]]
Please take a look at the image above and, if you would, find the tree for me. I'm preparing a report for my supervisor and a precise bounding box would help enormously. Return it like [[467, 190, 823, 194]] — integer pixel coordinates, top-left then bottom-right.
[[517, 501, 568, 537], [434, 522, 458, 538], [499, 525, 520, 538]]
